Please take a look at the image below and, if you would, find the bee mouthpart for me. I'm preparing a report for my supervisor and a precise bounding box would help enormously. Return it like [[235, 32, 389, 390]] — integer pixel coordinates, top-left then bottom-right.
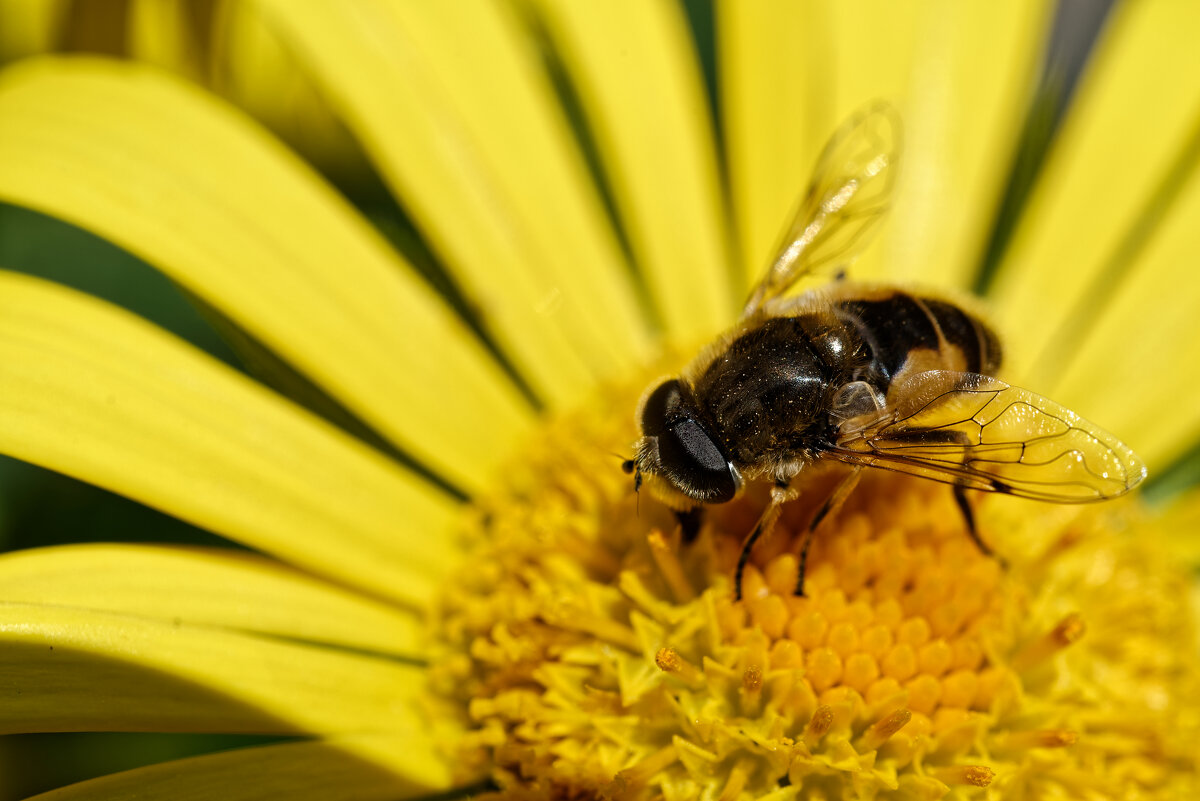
[[621, 459, 636, 475]]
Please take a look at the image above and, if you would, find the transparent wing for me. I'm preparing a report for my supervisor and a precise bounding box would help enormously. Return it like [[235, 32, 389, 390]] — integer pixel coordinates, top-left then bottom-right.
[[743, 102, 902, 316], [828, 371, 1147, 502]]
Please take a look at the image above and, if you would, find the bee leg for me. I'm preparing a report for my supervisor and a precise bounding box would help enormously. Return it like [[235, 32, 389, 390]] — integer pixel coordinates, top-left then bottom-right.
[[675, 507, 705, 545], [734, 481, 796, 602], [952, 485, 1005, 566], [794, 468, 863, 596]]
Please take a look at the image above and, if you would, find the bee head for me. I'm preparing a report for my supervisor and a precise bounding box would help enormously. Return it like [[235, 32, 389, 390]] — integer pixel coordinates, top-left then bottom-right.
[[629, 378, 741, 507]]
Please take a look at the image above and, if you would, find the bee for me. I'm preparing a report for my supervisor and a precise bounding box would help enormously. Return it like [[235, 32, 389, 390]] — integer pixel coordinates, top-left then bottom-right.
[[623, 103, 1146, 600]]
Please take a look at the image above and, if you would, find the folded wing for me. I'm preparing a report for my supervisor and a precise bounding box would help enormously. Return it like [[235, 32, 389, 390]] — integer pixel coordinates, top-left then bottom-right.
[[829, 371, 1146, 502]]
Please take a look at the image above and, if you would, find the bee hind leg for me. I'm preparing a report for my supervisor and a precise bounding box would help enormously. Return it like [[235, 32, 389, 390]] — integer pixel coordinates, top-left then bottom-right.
[[794, 467, 863, 596], [734, 481, 796, 602], [952, 485, 1007, 567]]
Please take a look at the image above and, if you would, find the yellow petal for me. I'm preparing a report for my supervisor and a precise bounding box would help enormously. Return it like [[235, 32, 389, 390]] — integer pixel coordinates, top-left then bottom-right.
[[819, 1, 942, 282], [0, 544, 424, 658], [720, 0, 1049, 290], [1046, 136, 1200, 471], [0, 271, 457, 609], [719, 0, 836, 287], [531, 0, 736, 341], [0, 604, 426, 735], [990, 1, 1200, 385], [0, 0, 64, 61], [250, 0, 654, 405], [24, 735, 455, 801], [870, 1, 1050, 288], [0, 56, 533, 496], [127, 0, 206, 80], [722, 0, 921, 289], [208, 2, 373, 183]]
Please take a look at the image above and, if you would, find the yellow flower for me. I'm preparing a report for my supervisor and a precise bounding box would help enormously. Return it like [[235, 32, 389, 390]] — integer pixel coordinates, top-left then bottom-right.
[[0, 2, 1198, 800]]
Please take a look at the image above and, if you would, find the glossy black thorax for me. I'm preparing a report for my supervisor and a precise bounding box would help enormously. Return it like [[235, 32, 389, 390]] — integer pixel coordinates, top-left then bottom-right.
[[685, 291, 1002, 472], [690, 313, 866, 466]]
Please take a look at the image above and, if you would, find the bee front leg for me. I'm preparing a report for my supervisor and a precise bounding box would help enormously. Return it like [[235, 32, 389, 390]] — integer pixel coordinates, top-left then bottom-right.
[[734, 480, 797, 602], [674, 507, 705, 545], [794, 467, 863, 596]]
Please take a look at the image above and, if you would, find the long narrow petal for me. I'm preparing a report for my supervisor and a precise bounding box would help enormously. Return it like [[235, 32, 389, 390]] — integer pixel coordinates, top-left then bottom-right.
[[531, 0, 736, 341], [866, 1, 1050, 289], [250, 0, 654, 406], [1047, 134, 1200, 471], [207, 2, 371, 182], [719, 0, 836, 288], [0, 57, 533, 496], [127, 0, 206, 80], [0, 271, 457, 608], [720, 0, 1050, 290], [0, 545, 424, 658], [0, 0, 64, 60], [27, 735, 456, 801], [723, 0, 924, 289], [0, 604, 426, 735], [991, 1, 1200, 385]]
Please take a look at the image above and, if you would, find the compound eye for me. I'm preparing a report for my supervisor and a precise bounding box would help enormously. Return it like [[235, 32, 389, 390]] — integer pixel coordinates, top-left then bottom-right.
[[639, 379, 682, 436], [658, 418, 739, 504]]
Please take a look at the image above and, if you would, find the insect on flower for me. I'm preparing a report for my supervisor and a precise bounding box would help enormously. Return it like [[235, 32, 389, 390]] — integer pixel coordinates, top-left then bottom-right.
[[624, 103, 1147, 600]]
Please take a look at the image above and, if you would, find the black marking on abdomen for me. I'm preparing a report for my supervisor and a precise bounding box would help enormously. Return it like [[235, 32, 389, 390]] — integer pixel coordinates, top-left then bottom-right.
[[836, 294, 940, 380], [972, 315, 1003, 374], [839, 293, 1002, 379], [924, 299, 985, 373]]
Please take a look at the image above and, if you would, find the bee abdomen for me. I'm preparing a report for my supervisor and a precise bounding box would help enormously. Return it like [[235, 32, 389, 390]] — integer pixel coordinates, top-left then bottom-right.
[[835, 291, 1001, 381]]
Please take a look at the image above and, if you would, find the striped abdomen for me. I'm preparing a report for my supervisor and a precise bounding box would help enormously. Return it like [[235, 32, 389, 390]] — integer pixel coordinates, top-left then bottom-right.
[[833, 289, 1002, 387]]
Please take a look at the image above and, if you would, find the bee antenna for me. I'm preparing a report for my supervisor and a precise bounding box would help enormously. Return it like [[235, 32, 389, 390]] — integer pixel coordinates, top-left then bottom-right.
[[613, 454, 642, 514], [632, 466, 642, 516], [609, 450, 633, 465]]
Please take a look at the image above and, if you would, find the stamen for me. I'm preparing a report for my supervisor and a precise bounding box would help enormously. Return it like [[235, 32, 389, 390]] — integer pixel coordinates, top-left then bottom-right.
[[655, 647, 704, 686], [929, 765, 996, 787], [994, 729, 1079, 751], [802, 705, 835, 749], [858, 708, 912, 751], [742, 664, 763, 692], [740, 664, 764, 716], [1012, 613, 1086, 671]]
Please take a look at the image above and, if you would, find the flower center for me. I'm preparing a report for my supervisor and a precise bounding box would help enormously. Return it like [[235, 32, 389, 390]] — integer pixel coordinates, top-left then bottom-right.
[[427, 380, 1198, 800]]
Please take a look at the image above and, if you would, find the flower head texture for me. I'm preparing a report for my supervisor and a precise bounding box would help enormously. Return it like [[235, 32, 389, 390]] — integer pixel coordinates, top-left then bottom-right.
[[0, 2, 1198, 800]]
